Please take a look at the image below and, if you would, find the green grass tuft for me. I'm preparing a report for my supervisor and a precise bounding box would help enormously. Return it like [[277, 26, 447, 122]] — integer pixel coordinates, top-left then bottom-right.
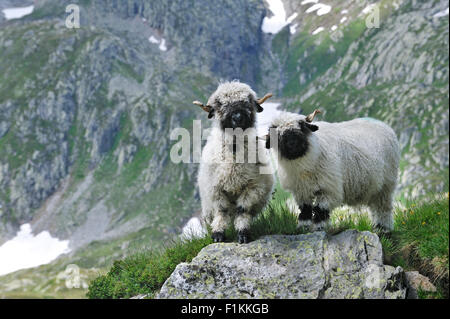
[[395, 195, 449, 267], [393, 195, 449, 292], [87, 236, 212, 299]]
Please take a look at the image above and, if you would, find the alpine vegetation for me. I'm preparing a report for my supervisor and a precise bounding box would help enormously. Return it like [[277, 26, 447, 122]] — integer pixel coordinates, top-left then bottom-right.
[[266, 111, 400, 232], [194, 81, 275, 244]]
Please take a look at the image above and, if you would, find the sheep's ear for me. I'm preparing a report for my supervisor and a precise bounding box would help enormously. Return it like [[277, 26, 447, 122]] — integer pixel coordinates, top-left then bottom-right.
[[208, 109, 215, 119], [255, 93, 272, 113], [255, 102, 264, 113], [305, 122, 319, 132], [300, 121, 319, 132]]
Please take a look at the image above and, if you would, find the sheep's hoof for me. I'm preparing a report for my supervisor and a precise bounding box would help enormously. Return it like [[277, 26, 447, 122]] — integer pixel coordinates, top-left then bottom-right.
[[212, 231, 225, 243], [238, 230, 250, 244]]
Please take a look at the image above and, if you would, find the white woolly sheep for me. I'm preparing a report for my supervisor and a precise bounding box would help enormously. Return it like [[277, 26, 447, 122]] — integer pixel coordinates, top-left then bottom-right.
[[194, 81, 274, 243], [265, 111, 400, 231]]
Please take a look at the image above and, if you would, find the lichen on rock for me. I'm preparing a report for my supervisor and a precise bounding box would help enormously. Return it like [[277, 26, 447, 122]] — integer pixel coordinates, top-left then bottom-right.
[[157, 230, 407, 299]]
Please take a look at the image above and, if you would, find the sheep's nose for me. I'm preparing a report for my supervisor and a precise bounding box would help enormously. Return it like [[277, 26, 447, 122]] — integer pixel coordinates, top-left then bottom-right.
[[232, 112, 243, 123]]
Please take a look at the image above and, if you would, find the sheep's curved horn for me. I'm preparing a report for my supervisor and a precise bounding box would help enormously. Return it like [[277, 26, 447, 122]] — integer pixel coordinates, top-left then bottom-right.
[[306, 109, 322, 123], [257, 93, 273, 104], [193, 101, 212, 113]]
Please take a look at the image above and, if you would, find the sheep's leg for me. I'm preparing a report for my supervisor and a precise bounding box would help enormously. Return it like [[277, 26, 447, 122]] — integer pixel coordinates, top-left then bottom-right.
[[369, 184, 395, 232], [298, 203, 314, 228], [312, 189, 342, 231], [235, 186, 267, 243], [211, 210, 231, 242], [234, 210, 252, 244], [210, 190, 232, 242], [311, 196, 336, 231], [200, 195, 214, 226], [311, 205, 331, 231]]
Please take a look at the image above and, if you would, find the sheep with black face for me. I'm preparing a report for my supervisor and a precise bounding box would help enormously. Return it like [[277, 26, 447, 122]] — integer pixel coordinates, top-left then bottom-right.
[[194, 81, 274, 243], [266, 111, 400, 232]]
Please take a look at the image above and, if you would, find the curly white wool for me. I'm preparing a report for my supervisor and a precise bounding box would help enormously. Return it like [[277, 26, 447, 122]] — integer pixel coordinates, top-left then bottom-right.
[[198, 82, 274, 241]]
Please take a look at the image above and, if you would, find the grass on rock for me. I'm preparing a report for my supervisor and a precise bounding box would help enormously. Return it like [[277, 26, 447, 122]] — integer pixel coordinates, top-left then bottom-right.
[[87, 190, 449, 299], [87, 236, 213, 299]]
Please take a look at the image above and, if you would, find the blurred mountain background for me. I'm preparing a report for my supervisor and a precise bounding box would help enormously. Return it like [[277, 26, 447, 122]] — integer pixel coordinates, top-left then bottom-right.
[[0, 0, 448, 297]]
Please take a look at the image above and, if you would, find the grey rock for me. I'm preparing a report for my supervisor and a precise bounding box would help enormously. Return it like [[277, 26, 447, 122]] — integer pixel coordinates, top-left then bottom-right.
[[405, 271, 437, 299], [157, 230, 407, 299]]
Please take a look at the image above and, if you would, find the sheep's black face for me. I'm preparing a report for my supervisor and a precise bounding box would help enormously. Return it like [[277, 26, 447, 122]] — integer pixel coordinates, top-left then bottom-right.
[[220, 101, 255, 130], [267, 120, 319, 160], [279, 128, 310, 160]]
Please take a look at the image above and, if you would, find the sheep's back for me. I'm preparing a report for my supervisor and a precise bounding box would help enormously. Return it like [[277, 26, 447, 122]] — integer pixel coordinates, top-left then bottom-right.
[[315, 118, 399, 204]]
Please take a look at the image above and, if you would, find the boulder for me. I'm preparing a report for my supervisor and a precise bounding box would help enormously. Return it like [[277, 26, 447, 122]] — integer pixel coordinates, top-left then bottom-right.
[[157, 230, 407, 299], [405, 271, 437, 299]]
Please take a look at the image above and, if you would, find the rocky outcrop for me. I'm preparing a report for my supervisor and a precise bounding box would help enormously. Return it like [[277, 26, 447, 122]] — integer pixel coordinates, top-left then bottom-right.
[[157, 230, 407, 299]]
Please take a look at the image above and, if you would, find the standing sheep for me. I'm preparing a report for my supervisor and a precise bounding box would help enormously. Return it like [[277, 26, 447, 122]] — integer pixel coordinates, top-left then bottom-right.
[[265, 111, 400, 232], [194, 81, 274, 243]]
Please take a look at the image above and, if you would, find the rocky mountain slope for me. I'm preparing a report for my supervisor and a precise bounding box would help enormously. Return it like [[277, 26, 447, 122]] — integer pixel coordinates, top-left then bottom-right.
[[0, 0, 448, 295], [0, 0, 265, 252]]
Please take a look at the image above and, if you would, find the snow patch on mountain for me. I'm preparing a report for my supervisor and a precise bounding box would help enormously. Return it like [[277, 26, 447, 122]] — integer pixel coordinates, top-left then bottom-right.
[[0, 224, 70, 276], [2, 5, 34, 20], [262, 0, 297, 34]]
